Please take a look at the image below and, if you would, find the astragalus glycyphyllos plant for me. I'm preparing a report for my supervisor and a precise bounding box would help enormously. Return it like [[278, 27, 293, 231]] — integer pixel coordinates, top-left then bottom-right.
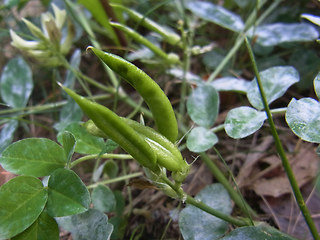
[[0, 1, 319, 239]]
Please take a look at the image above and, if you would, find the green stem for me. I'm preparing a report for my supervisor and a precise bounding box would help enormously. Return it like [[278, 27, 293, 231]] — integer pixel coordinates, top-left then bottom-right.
[[160, 174, 250, 227], [200, 152, 257, 218], [87, 172, 143, 189], [0, 94, 110, 117], [185, 196, 250, 227], [70, 153, 132, 168], [245, 37, 320, 240]]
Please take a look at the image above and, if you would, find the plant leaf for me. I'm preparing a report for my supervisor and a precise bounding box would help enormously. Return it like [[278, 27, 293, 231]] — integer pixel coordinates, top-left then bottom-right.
[[249, 23, 319, 47], [186, 127, 218, 152], [0, 176, 47, 239], [247, 66, 299, 110], [57, 122, 105, 154], [56, 209, 114, 240], [92, 185, 116, 213], [187, 84, 219, 128], [179, 183, 232, 240], [210, 77, 250, 93], [64, 49, 81, 89], [225, 106, 267, 139], [313, 72, 320, 100], [186, 1, 244, 32], [301, 14, 320, 27], [46, 168, 90, 217], [167, 68, 202, 83], [0, 138, 67, 177], [12, 211, 59, 240], [0, 57, 33, 108], [286, 98, 320, 143], [220, 224, 298, 240], [60, 131, 76, 165], [0, 119, 18, 153]]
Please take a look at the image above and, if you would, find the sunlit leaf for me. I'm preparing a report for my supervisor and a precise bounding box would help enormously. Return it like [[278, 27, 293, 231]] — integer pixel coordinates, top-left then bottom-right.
[[179, 184, 232, 240], [286, 98, 320, 143], [0, 119, 18, 153], [187, 84, 219, 128], [92, 185, 116, 213], [56, 209, 113, 240], [220, 224, 298, 240], [301, 14, 320, 27], [186, 127, 218, 152], [0, 57, 33, 108], [211, 77, 250, 93], [247, 66, 299, 110], [225, 106, 267, 139], [186, 1, 244, 32], [46, 168, 90, 217], [249, 23, 319, 47], [0, 138, 67, 177], [0, 176, 47, 239], [12, 211, 59, 240]]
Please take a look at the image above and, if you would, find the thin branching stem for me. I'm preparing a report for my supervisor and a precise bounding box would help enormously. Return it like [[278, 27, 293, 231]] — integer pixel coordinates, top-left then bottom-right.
[[245, 37, 320, 240]]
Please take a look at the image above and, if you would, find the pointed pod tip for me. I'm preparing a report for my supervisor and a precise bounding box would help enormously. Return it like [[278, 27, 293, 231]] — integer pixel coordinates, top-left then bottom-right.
[[86, 46, 94, 53]]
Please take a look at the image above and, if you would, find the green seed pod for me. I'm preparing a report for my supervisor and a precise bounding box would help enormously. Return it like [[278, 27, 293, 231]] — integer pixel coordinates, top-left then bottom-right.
[[88, 47, 178, 143], [111, 4, 181, 46], [60, 84, 159, 172], [110, 22, 179, 64]]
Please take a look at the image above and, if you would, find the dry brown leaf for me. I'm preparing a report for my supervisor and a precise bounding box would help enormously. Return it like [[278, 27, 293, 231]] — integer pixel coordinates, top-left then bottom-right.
[[252, 143, 319, 197], [236, 136, 274, 187]]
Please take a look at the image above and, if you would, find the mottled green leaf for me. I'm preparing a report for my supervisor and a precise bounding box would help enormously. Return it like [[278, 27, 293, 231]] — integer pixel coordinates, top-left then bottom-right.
[[211, 77, 250, 93], [186, 127, 218, 152], [64, 49, 81, 89], [186, 1, 244, 32], [56, 209, 113, 240], [247, 66, 299, 110], [57, 122, 105, 154], [0, 57, 33, 108], [286, 98, 320, 143], [167, 68, 202, 83], [313, 72, 320, 99], [220, 224, 298, 240], [47, 168, 90, 217], [250, 23, 319, 47], [187, 84, 219, 128], [225, 106, 267, 139], [12, 211, 59, 240], [179, 184, 232, 240], [0, 138, 67, 177], [0, 119, 18, 153], [92, 185, 116, 213], [0, 176, 47, 239]]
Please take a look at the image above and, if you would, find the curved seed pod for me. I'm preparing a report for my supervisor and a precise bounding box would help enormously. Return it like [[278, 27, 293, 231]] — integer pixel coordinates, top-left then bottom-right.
[[122, 118, 189, 176], [83, 118, 189, 175], [111, 4, 181, 46], [60, 84, 159, 172], [88, 47, 178, 143]]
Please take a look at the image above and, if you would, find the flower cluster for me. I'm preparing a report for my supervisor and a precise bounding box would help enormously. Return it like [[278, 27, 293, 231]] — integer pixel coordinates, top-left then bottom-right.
[[10, 4, 74, 67]]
